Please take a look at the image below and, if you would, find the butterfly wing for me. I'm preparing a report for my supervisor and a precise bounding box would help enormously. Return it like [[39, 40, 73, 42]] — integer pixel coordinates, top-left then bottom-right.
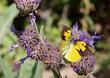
[[63, 43, 82, 62], [60, 25, 71, 50]]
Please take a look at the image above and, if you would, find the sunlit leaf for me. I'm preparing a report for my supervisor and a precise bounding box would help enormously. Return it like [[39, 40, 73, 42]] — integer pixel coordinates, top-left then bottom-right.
[[18, 59, 35, 78], [0, 57, 14, 78], [0, 3, 19, 44], [32, 61, 44, 78]]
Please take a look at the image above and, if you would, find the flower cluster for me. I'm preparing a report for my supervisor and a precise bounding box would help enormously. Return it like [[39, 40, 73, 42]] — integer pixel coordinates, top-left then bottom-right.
[[11, 0, 62, 70], [71, 55, 96, 76], [14, 0, 41, 15], [11, 25, 61, 68], [71, 23, 102, 47], [10, 0, 102, 77], [67, 23, 102, 75]]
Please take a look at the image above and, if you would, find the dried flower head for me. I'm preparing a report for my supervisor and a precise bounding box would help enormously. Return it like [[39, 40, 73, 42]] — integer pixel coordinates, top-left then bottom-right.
[[14, 0, 41, 15], [71, 55, 96, 76], [11, 25, 61, 68]]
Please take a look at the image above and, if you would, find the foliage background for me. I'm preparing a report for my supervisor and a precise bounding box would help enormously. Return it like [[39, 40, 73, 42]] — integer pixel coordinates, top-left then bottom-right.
[[0, 0, 110, 78]]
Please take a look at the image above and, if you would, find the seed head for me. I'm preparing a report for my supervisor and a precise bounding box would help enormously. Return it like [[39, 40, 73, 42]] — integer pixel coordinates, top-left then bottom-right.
[[71, 55, 96, 76], [11, 25, 62, 67], [14, 0, 41, 15]]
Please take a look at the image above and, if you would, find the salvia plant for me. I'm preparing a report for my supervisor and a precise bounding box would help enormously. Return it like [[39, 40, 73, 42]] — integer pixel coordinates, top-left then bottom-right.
[[7, 0, 102, 78]]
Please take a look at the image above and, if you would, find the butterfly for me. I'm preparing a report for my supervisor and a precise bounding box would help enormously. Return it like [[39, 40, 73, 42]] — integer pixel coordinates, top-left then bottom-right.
[[60, 25, 94, 62], [60, 25, 72, 51]]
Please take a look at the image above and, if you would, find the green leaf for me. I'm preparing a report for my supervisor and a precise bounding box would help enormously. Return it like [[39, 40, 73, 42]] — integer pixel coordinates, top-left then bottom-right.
[[31, 61, 38, 78], [0, 57, 14, 78], [31, 61, 44, 78], [85, 15, 95, 31], [19, 60, 44, 78], [0, 3, 19, 44], [18, 60, 35, 78]]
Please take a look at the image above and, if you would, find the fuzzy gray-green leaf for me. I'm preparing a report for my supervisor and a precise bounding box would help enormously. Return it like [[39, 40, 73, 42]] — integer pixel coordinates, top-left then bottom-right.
[[0, 57, 14, 78], [0, 4, 19, 44]]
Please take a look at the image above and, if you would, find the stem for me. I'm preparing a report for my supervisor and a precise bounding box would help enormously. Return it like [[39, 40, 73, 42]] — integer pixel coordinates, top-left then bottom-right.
[[29, 13, 48, 51], [56, 67, 62, 78], [52, 67, 62, 78]]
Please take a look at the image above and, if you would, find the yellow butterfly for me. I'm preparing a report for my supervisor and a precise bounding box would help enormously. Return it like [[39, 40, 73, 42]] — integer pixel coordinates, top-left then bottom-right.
[[60, 25, 72, 51], [60, 25, 90, 62], [62, 40, 87, 62]]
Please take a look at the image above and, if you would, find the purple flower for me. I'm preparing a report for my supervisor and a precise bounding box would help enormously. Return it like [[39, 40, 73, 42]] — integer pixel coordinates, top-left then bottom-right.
[[19, 56, 28, 64], [71, 55, 96, 76], [14, 0, 41, 15], [12, 61, 21, 72], [10, 25, 62, 68], [11, 26, 18, 34], [9, 44, 19, 52], [92, 32, 103, 41], [69, 23, 101, 75], [72, 23, 78, 32], [71, 23, 102, 47]]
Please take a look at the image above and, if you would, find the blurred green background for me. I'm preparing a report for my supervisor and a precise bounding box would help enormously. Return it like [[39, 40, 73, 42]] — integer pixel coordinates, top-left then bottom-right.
[[0, 0, 110, 78]]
